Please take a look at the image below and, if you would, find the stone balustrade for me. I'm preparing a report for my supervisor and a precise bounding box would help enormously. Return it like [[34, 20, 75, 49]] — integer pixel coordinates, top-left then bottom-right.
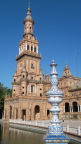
[[9, 119, 81, 136]]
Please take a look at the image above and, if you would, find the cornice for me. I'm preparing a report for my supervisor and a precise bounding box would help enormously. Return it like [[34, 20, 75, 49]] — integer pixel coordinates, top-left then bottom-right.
[[16, 51, 42, 61], [69, 87, 81, 92]]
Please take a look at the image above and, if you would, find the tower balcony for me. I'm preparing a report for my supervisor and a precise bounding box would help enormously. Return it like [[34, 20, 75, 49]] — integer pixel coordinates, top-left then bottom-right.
[[12, 78, 50, 85], [16, 51, 42, 61]]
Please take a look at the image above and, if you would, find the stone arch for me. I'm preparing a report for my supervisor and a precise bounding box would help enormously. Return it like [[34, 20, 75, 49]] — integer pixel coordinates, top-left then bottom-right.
[[10, 106, 12, 119], [73, 101, 78, 112], [34, 105, 40, 120], [34, 47, 36, 52], [27, 45, 29, 50], [65, 102, 70, 112], [16, 109, 18, 119], [31, 46, 33, 52], [47, 110, 50, 120], [22, 109, 26, 120]]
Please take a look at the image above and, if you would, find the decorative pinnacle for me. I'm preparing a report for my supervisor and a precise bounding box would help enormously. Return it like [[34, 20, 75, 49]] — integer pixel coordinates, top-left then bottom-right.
[[27, 0, 31, 15], [65, 60, 68, 69], [50, 60, 58, 76], [28, 0, 30, 9]]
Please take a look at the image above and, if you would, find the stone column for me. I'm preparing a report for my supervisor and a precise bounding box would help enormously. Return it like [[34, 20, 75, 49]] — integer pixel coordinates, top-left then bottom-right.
[[6, 109, 8, 121], [72, 106, 73, 112], [31, 107, 33, 120], [42, 106, 47, 119], [30, 44, 31, 51], [26, 109, 27, 120], [18, 103, 21, 119], [26, 43, 27, 50], [4, 109, 5, 119], [14, 108, 16, 119], [30, 84, 31, 93], [13, 110, 15, 119], [64, 106, 65, 112], [37, 46, 38, 53], [35, 85, 36, 93], [12, 108, 13, 119], [43, 106, 46, 115], [40, 108, 42, 119], [70, 106, 71, 112]]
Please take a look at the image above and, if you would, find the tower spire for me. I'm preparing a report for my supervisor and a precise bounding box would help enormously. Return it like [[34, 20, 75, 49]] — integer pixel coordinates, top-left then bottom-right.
[[28, 0, 30, 9], [65, 60, 68, 69], [27, 0, 31, 16], [24, 0, 34, 24]]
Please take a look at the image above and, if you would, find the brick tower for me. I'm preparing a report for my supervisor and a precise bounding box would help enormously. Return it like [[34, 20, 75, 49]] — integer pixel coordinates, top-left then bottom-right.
[[4, 5, 51, 121]]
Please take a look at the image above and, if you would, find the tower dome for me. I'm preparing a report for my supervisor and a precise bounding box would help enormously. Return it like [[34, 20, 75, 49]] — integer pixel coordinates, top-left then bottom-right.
[[24, 8, 34, 24]]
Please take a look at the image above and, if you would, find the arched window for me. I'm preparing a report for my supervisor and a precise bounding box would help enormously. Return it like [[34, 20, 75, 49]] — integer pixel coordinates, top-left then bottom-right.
[[31, 77, 33, 80], [40, 78, 42, 81], [14, 79, 16, 82], [34, 47, 36, 52], [34, 105, 40, 120], [30, 27, 31, 32], [22, 109, 26, 120], [47, 110, 50, 120], [73, 102, 78, 112], [65, 103, 70, 112], [40, 93, 42, 97], [31, 85, 34, 93], [27, 45, 29, 50], [31, 63, 34, 68]]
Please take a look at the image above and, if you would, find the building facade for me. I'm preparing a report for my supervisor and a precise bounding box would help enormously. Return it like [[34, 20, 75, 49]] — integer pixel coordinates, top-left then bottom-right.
[[58, 64, 81, 119], [4, 6, 81, 121]]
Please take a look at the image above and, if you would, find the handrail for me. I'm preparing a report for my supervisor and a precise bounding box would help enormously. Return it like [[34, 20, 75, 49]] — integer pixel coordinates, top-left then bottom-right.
[[9, 119, 81, 136]]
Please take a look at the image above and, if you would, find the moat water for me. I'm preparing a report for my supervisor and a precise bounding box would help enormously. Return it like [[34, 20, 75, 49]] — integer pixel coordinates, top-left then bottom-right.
[[0, 122, 80, 144]]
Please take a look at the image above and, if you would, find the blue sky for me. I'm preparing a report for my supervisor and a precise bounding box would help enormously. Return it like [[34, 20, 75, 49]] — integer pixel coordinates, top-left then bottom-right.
[[0, 0, 81, 88]]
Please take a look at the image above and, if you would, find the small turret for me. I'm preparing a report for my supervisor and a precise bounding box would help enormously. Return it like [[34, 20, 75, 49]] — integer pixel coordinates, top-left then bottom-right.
[[45, 72, 50, 82], [13, 70, 17, 82], [23, 2, 34, 38], [62, 63, 72, 77]]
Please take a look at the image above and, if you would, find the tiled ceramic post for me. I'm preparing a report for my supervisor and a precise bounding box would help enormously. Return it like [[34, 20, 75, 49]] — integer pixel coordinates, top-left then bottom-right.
[[44, 60, 70, 144]]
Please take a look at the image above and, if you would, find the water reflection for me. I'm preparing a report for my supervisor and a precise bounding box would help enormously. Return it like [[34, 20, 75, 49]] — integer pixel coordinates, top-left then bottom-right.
[[0, 124, 2, 141], [0, 123, 80, 144], [0, 124, 44, 144]]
